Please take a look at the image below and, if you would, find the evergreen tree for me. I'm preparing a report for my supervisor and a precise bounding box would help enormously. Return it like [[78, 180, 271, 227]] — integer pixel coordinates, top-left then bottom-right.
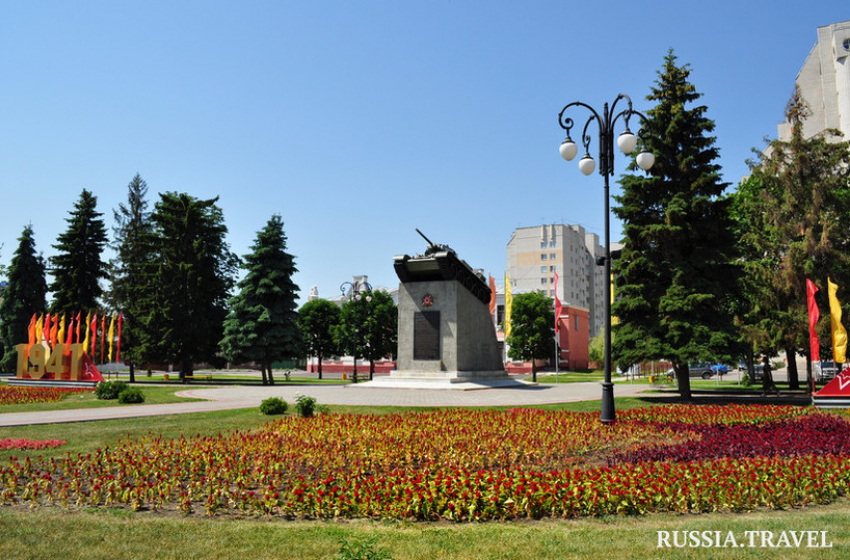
[[220, 215, 300, 385], [613, 50, 738, 400], [506, 291, 555, 382], [298, 298, 340, 379], [360, 289, 397, 379], [50, 189, 109, 314], [0, 225, 47, 372], [143, 192, 238, 381], [740, 89, 850, 391], [108, 174, 155, 382]]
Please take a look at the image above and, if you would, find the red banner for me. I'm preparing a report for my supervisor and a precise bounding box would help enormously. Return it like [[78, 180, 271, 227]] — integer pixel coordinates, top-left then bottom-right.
[[807, 278, 820, 362]]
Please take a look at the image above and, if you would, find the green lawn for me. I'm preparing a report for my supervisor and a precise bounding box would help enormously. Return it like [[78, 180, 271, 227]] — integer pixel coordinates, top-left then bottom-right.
[[1, 500, 847, 559]]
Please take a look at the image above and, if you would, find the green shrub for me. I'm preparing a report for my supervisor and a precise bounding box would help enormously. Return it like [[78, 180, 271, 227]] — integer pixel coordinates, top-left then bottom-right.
[[260, 397, 288, 415], [335, 536, 392, 560], [117, 387, 145, 404], [95, 380, 129, 400], [295, 394, 318, 417]]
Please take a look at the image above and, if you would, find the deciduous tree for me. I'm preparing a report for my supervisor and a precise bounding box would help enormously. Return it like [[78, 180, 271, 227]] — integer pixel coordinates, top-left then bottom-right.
[[298, 298, 340, 379], [506, 291, 555, 382]]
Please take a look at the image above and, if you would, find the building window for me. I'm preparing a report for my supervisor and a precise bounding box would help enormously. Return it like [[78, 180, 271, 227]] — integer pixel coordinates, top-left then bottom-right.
[[541, 254, 547, 260], [549, 265, 555, 272], [540, 266, 547, 273], [541, 278, 547, 284], [550, 277, 555, 284], [549, 240, 556, 247], [540, 241, 547, 248], [575, 315, 580, 330], [550, 253, 556, 259]]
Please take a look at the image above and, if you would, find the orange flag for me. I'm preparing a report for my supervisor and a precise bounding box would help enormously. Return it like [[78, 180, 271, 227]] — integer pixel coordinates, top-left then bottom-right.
[[42, 312, 51, 347], [27, 314, 37, 345], [35, 314, 44, 345], [107, 313, 116, 362]]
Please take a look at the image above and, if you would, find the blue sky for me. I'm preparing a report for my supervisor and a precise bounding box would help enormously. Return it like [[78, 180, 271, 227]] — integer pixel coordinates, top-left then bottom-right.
[[0, 1, 847, 304]]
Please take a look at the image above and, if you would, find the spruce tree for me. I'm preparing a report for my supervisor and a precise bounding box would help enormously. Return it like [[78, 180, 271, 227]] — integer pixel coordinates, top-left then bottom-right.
[[144, 192, 237, 380], [298, 298, 340, 379], [0, 225, 48, 372], [108, 174, 155, 382], [613, 50, 738, 400], [220, 215, 300, 385], [50, 189, 109, 314]]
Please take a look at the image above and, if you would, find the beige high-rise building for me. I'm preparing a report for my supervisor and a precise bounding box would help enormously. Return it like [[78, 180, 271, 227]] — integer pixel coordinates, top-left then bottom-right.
[[778, 20, 850, 142], [506, 224, 607, 338]]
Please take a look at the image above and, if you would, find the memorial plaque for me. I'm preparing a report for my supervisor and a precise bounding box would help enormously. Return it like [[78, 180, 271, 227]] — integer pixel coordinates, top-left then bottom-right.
[[413, 311, 440, 360]]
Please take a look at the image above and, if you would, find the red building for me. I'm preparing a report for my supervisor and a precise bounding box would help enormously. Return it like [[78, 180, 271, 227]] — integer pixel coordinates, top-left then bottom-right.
[[556, 305, 590, 370]]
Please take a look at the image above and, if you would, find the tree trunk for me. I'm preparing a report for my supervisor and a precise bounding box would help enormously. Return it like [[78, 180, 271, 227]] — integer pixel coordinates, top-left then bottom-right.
[[531, 360, 537, 383], [317, 351, 323, 380], [785, 346, 799, 390], [266, 362, 276, 385], [369, 359, 375, 380], [260, 365, 268, 385], [129, 361, 136, 383], [761, 358, 778, 395], [674, 363, 692, 400]]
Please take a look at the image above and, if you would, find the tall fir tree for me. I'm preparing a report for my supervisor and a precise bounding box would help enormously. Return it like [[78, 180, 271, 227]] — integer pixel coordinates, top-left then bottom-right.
[[0, 225, 48, 372], [108, 174, 155, 382], [142, 192, 238, 380], [50, 189, 109, 315], [220, 215, 300, 385], [298, 298, 340, 379], [613, 50, 738, 400], [740, 88, 850, 391]]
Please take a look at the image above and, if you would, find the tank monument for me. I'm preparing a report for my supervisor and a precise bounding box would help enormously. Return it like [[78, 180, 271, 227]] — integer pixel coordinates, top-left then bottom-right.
[[363, 230, 523, 389]]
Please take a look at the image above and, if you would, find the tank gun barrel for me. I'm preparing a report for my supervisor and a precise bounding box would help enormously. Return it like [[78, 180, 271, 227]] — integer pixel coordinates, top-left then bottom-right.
[[415, 228, 436, 247]]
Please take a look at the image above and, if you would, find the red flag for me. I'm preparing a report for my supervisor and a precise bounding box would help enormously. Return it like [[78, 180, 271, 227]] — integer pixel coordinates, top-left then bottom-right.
[[116, 312, 123, 363], [554, 272, 563, 334], [101, 313, 106, 363], [42, 312, 51, 348], [65, 314, 74, 355], [75, 311, 82, 344], [807, 279, 821, 362], [90, 311, 98, 358]]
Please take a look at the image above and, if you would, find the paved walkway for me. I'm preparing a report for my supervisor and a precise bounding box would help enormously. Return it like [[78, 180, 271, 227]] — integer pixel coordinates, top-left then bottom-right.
[[0, 381, 651, 427]]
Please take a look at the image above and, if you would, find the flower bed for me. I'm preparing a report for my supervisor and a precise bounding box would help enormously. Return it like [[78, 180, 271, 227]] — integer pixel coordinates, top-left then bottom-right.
[[0, 439, 67, 450], [1, 405, 848, 520], [0, 386, 91, 406]]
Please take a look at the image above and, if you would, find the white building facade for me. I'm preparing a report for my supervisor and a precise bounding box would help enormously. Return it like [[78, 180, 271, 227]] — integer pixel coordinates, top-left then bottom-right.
[[778, 20, 850, 142]]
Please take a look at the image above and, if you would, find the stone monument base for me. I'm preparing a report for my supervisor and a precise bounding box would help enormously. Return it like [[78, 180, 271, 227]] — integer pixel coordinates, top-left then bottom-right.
[[356, 370, 532, 390]]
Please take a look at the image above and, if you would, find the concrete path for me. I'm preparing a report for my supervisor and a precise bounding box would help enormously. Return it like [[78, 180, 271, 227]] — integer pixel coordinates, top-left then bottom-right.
[[0, 381, 650, 427]]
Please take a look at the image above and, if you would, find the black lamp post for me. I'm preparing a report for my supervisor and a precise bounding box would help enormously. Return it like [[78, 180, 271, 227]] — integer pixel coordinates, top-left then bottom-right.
[[558, 94, 654, 424], [340, 280, 373, 383]]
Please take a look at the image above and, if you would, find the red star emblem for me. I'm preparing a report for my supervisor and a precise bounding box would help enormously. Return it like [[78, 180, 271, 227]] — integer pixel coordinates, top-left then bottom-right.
[[422, 294, 434, 307]]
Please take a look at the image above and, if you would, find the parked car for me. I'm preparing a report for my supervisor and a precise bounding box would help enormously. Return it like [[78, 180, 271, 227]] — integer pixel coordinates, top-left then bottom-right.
[[816, 361, 840, 383], [666, 362, 715, 380]]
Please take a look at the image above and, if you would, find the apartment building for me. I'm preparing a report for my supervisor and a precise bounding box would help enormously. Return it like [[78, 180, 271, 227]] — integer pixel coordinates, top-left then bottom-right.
[[506, 224, 606, 340]]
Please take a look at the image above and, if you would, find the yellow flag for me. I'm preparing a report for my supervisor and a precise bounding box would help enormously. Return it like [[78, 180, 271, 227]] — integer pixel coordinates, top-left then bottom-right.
[[57, 314, 66, 346], [35, 314, 44, 345], [83, 310, 92, 353], [504, 273, 512, 337], [108, 312, 116, 362], [828, 277, 847, 364]]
